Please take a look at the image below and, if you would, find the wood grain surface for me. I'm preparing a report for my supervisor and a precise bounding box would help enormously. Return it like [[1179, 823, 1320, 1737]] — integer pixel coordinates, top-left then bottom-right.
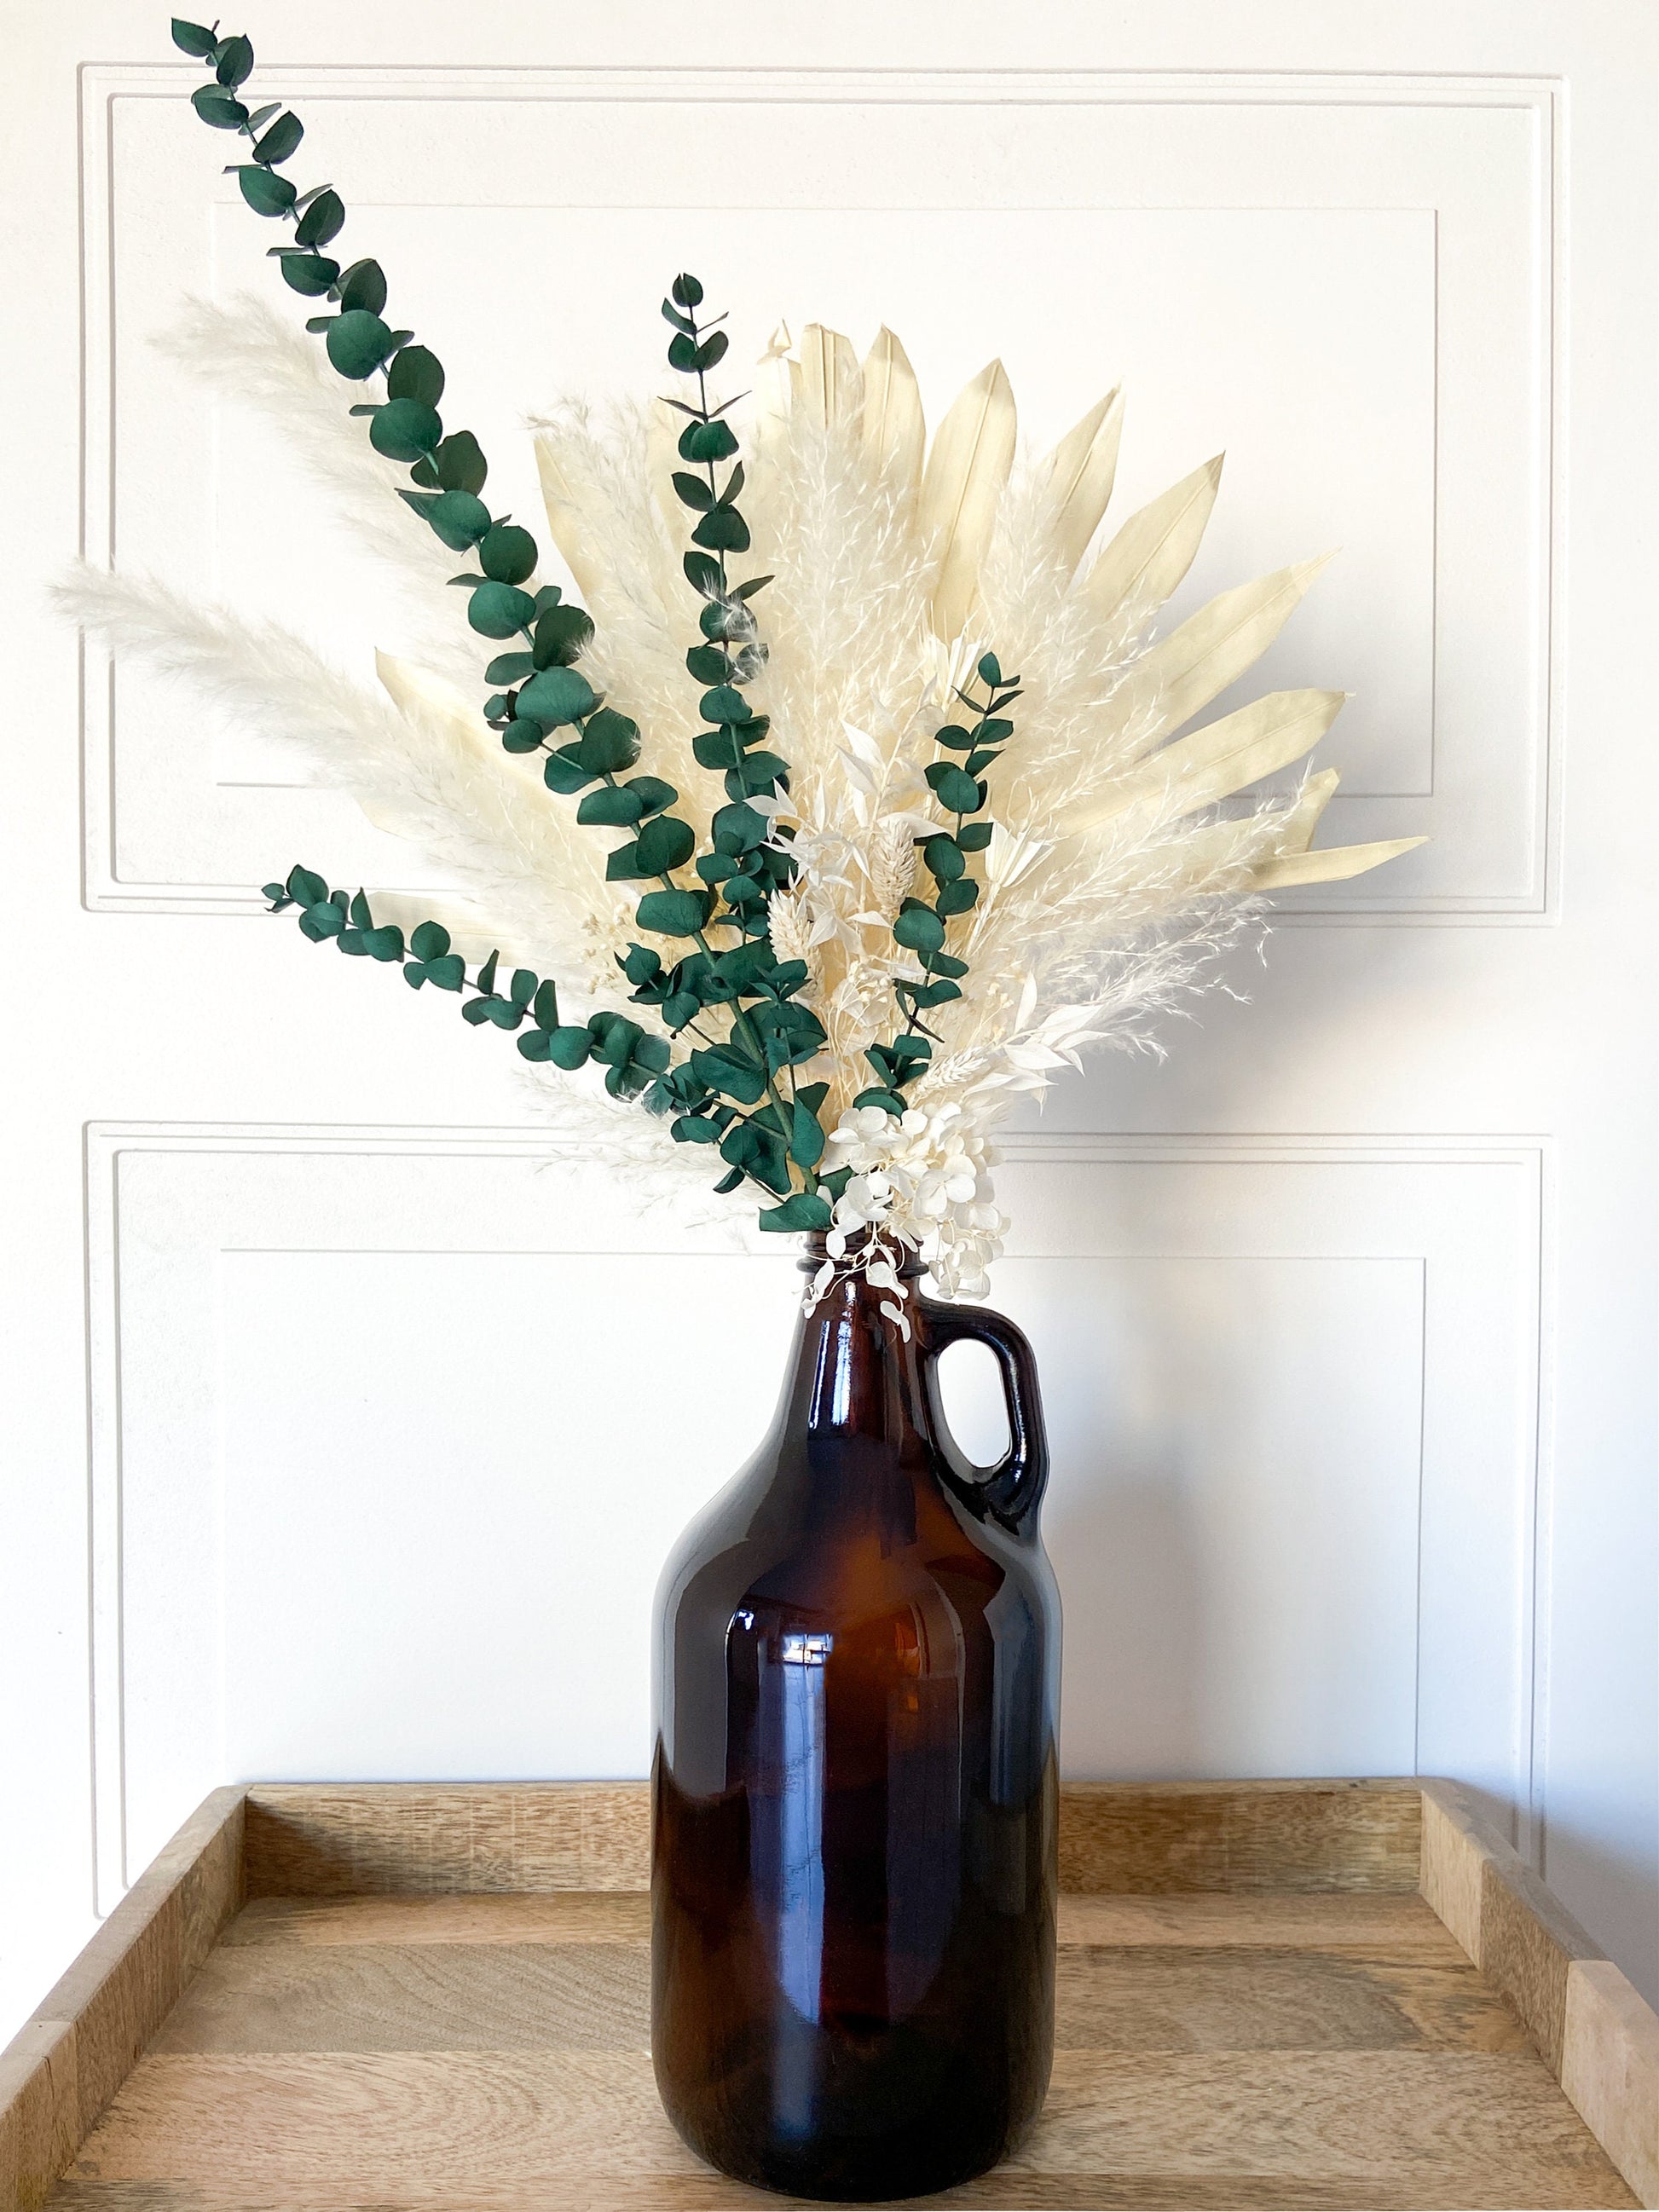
[[1058, 1780, 1423, 1896], [241, 1779, 1423, 1901], [9, 1782, 1656, 2211], [1564, 1959, 1659, 2210], [1, 1789, 243, 2212], [46, 1889, 1635, 2211], [243, 1782, 650, 1897]]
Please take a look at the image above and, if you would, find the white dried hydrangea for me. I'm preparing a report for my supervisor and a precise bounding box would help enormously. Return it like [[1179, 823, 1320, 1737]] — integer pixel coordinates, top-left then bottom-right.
[[807, 1102, 1009, 1331]]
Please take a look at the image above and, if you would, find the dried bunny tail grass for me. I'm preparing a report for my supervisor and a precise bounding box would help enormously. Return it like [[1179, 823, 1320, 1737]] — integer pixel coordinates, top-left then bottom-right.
[[54, 562, 615, 989], [153, 294, 478, 685]]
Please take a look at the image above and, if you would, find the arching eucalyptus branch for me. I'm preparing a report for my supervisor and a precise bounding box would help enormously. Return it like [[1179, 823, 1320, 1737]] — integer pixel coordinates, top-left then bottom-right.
[[174, 18, 835, 1226], [263, 866, 672, 1094]]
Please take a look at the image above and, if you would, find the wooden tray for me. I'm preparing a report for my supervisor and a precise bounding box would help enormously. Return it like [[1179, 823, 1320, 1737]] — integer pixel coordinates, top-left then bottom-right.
[[3, 1780, 1656, 2209]]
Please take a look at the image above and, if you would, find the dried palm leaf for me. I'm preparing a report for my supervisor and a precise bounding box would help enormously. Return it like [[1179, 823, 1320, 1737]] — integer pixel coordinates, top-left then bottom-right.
[[1085, 453, 1224, 621], [918, 358, 1017, 639]]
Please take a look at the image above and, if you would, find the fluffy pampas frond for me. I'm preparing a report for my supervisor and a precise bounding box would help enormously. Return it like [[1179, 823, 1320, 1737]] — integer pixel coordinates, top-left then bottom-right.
[[153, 296, 478, 684], [54, 562, 624, 996]]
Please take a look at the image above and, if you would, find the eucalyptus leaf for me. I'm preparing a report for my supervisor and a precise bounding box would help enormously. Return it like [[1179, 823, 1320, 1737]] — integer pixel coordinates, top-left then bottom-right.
[[386, 343, 444, 406], [638, 887, 712, 939], [233, 165, 294, 215], [572, 705, 639, 769], [254, 111, 303, 164], [286, 864, 327, 907], [335, 258, 387, 315], [325, 308, 392, 379], [517, 665, 598, 730], [692, 505, 750, 554], [214, 33, 254, 84], [690, 1043, 766, 1105], [627, 776, 679, 818], [922, 835, 965, 882], [789, 1102, 825, 1170], [369, 396, 441, 461], [467, 580, 536, 639], [634, 814, 696, 875], [679, 419, 738, 464], [893, 904, 946, 956], [532, 604, 595, 668], [758, 1192, 832, 1233], [190, 86, 247, 129], [479, 523, 537, 586], [171, 19, 219, 56], [699, 684, 748, 726], [424, 488, 490, 550], [672, 1113, 723, 1145], [298, 900, 344, 941], [925, 760, 982, 814], [426, 430, 486, 494], [294, 188, 344, 248], [541, 751, 593, 795], [577, 785, 646, 827], [276, 252, 338, 296]]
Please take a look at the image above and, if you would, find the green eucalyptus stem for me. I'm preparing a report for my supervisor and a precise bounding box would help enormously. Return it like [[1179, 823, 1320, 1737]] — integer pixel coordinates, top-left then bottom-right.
[[175, 18, 833, 1227], [262, 868, 673, 1094], [858, 653, 1023, 1116]]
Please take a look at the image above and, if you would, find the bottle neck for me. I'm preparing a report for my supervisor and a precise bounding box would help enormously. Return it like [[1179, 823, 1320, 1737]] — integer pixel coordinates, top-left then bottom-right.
[[783, 1241, 929, 1447]]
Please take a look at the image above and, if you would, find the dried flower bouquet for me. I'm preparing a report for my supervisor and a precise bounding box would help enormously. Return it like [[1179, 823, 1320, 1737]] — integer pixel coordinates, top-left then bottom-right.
[[65, 19, 1425, 1318]]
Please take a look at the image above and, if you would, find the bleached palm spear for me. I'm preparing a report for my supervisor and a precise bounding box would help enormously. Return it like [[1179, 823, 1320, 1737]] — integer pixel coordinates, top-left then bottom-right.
[[72, 22, 1424, 1304]]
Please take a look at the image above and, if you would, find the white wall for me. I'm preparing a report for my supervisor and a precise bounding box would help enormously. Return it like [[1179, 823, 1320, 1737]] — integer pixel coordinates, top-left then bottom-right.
[[4, 0, 1655, 2039]]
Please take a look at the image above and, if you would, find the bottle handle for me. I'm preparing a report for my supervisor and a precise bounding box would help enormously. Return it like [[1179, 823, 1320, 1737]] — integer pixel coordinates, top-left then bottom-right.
[[917, 1296, 1049, 1534]]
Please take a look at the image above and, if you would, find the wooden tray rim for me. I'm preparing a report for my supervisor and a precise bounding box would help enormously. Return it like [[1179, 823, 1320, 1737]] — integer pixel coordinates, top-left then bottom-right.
[[3, 1778, 1655, 2211]]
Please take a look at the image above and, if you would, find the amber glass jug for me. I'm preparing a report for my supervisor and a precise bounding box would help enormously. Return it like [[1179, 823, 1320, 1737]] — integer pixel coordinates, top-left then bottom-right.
[[651, 1238, 1060, 2201]]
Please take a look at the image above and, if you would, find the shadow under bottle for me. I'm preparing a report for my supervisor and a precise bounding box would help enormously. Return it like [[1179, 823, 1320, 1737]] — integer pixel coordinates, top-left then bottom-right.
[[651, 1239, 1061, 2201]]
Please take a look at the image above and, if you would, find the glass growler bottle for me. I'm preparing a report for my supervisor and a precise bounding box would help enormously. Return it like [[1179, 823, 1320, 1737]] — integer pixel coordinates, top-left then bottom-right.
[[651, 1236, 1060, 2201]]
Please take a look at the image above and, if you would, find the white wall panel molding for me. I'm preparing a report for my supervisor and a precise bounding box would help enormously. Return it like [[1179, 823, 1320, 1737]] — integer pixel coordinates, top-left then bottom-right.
[[85, 1120, 1547, 1911], [78, 66, 1559, 918]]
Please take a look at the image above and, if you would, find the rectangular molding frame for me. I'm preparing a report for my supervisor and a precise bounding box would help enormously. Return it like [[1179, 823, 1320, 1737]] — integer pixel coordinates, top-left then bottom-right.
[[82, 1121, 1553, 1925], [77, 65, 1564, 922]]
